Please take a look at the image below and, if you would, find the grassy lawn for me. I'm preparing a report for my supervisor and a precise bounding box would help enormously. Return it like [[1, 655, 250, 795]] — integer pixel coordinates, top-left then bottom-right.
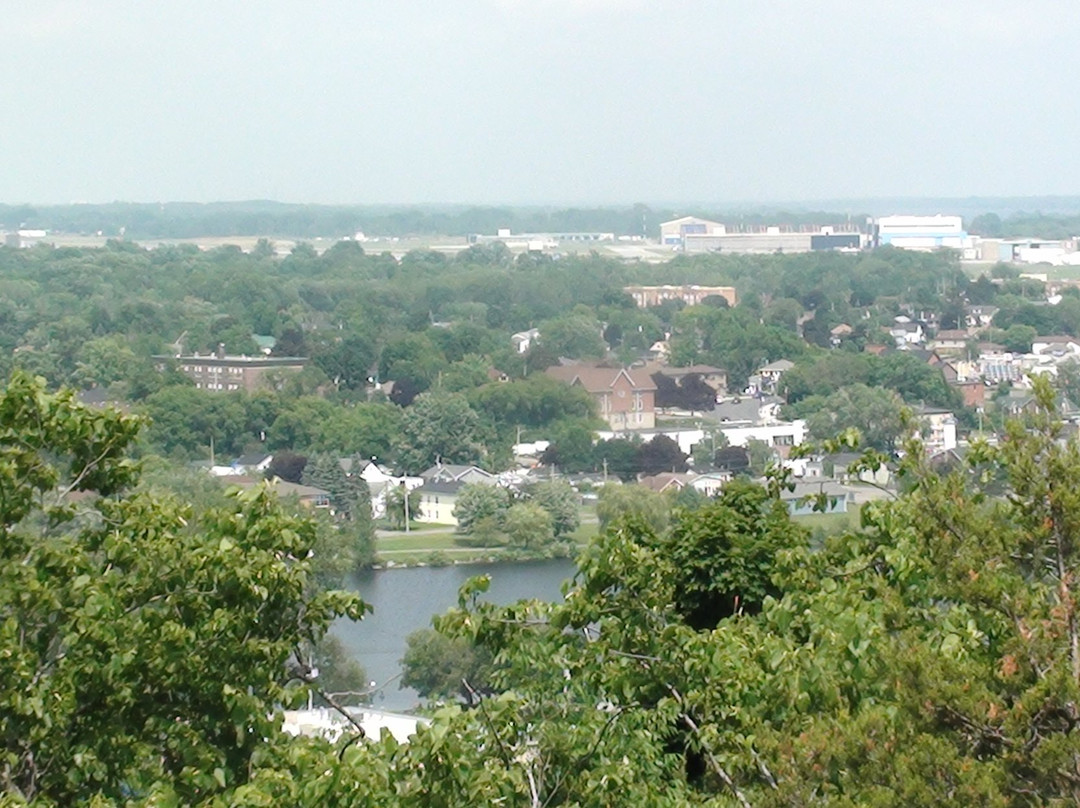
[[568, 520, 599, 545], [374, 508, 599, 565], [376, 532, 461, 553], [375, 530, 511, 565], [793, 507, 862, 535]]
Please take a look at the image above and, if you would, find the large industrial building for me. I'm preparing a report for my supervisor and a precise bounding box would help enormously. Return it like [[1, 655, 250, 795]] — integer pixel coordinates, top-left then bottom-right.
[[659, 216, 863, 254], [872, 215, 973, 253]]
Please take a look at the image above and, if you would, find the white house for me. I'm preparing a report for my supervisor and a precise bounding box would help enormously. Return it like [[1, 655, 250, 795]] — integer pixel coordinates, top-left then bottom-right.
[[688, 471, 733, 497], [511, 328, 540, 354], [916, 407, 958, 455], [890, 318, 925, 347]]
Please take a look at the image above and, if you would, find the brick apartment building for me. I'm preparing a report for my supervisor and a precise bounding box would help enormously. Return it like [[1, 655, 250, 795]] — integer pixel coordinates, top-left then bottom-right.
[[157, 345, 308, 392]]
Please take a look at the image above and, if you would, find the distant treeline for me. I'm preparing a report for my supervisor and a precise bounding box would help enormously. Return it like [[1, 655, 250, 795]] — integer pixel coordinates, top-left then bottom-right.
[[969, 211, 1080, 240], [0, 201, 865, 240]]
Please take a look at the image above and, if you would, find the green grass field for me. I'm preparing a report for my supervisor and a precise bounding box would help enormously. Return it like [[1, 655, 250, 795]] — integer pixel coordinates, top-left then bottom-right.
[[376, 531, 461, 553]]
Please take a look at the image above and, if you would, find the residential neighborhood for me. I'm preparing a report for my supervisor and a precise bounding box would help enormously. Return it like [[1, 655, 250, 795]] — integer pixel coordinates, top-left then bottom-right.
[[44, 207, 1078, 570]]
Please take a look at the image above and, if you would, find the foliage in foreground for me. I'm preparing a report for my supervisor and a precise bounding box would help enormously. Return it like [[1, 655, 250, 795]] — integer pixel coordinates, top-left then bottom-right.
[[376, 376, 1080, 806], [9, 371, 1080, 805], [0, 372, 364, 805]]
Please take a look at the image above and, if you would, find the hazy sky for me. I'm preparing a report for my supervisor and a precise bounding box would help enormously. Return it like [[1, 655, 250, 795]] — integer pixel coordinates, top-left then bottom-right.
[[2, 0, 1078, 205]]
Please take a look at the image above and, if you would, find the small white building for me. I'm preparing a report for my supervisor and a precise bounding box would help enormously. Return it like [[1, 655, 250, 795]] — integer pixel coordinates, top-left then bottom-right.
[[282, 706, 430, 744], [916, 407, 958, 455], [511, 328, 540, 354], [688, 471, 733, 497], [4, 229, 47, 249]]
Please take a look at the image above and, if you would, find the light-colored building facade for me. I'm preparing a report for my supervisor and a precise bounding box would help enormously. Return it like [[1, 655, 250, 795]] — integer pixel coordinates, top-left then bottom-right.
[[3, 229, 47, 249], [625, 285, 737, 309], [917, 407, 958, 455], [660, 217, 863, 254], [659, 216, 727, 246], [874, 215, 974, 255], [597, 421, 807, 458]]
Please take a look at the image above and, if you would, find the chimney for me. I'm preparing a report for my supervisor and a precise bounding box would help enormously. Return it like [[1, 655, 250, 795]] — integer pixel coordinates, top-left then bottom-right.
[[216, 343, 226, 359]]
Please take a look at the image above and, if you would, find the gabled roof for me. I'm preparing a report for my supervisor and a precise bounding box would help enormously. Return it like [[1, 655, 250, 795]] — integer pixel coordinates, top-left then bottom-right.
[[217, 475, 329, 500], [418, 479, 467, 495], [758, 359, 794, 373], [659, 215, 721, 227], [420, 463, 494, 483], [546, 363, 657, 393], [234, 452, 273, 467], [638, 472, 694, 492], [271, 480, 330, 499]]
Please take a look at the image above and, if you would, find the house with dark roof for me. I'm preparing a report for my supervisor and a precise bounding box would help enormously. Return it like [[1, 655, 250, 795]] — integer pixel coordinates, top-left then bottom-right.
[[546, 363, 657, 430], [965, 305, 999, 330], [639, 362, 728, 396], [709, 395, 784, 426], [232, 452, 274, 474]]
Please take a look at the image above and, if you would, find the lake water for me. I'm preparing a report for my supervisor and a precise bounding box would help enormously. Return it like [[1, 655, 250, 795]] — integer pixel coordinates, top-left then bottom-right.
[[332, 558, 577, 710]]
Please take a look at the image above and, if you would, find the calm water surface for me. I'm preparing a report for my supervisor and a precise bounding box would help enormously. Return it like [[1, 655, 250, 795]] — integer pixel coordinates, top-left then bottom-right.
[[333, 558, 577, 710]]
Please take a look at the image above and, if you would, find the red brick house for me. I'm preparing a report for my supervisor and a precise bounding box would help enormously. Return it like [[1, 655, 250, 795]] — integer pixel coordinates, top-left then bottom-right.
[[546, 363, 657, 431]]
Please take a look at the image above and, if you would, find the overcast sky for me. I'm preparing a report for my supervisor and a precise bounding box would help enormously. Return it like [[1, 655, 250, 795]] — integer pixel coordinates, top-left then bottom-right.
[[2, 0, 1078, 205]]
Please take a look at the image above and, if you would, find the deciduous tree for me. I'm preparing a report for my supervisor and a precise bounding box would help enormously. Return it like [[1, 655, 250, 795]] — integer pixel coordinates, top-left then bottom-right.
[[0, 372, 362, 805]]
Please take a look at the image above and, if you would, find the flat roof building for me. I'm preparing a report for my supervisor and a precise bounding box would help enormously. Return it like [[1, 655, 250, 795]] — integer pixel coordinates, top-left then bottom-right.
[[660, 218, 864, 254], [624, 284, 737, 308], [156, 345, 308, 392], [873, 215, 971, 252]]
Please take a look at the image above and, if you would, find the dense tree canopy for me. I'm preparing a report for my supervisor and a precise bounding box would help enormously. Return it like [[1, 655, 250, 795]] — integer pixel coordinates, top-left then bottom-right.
[[0, 372, 362, 805]]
